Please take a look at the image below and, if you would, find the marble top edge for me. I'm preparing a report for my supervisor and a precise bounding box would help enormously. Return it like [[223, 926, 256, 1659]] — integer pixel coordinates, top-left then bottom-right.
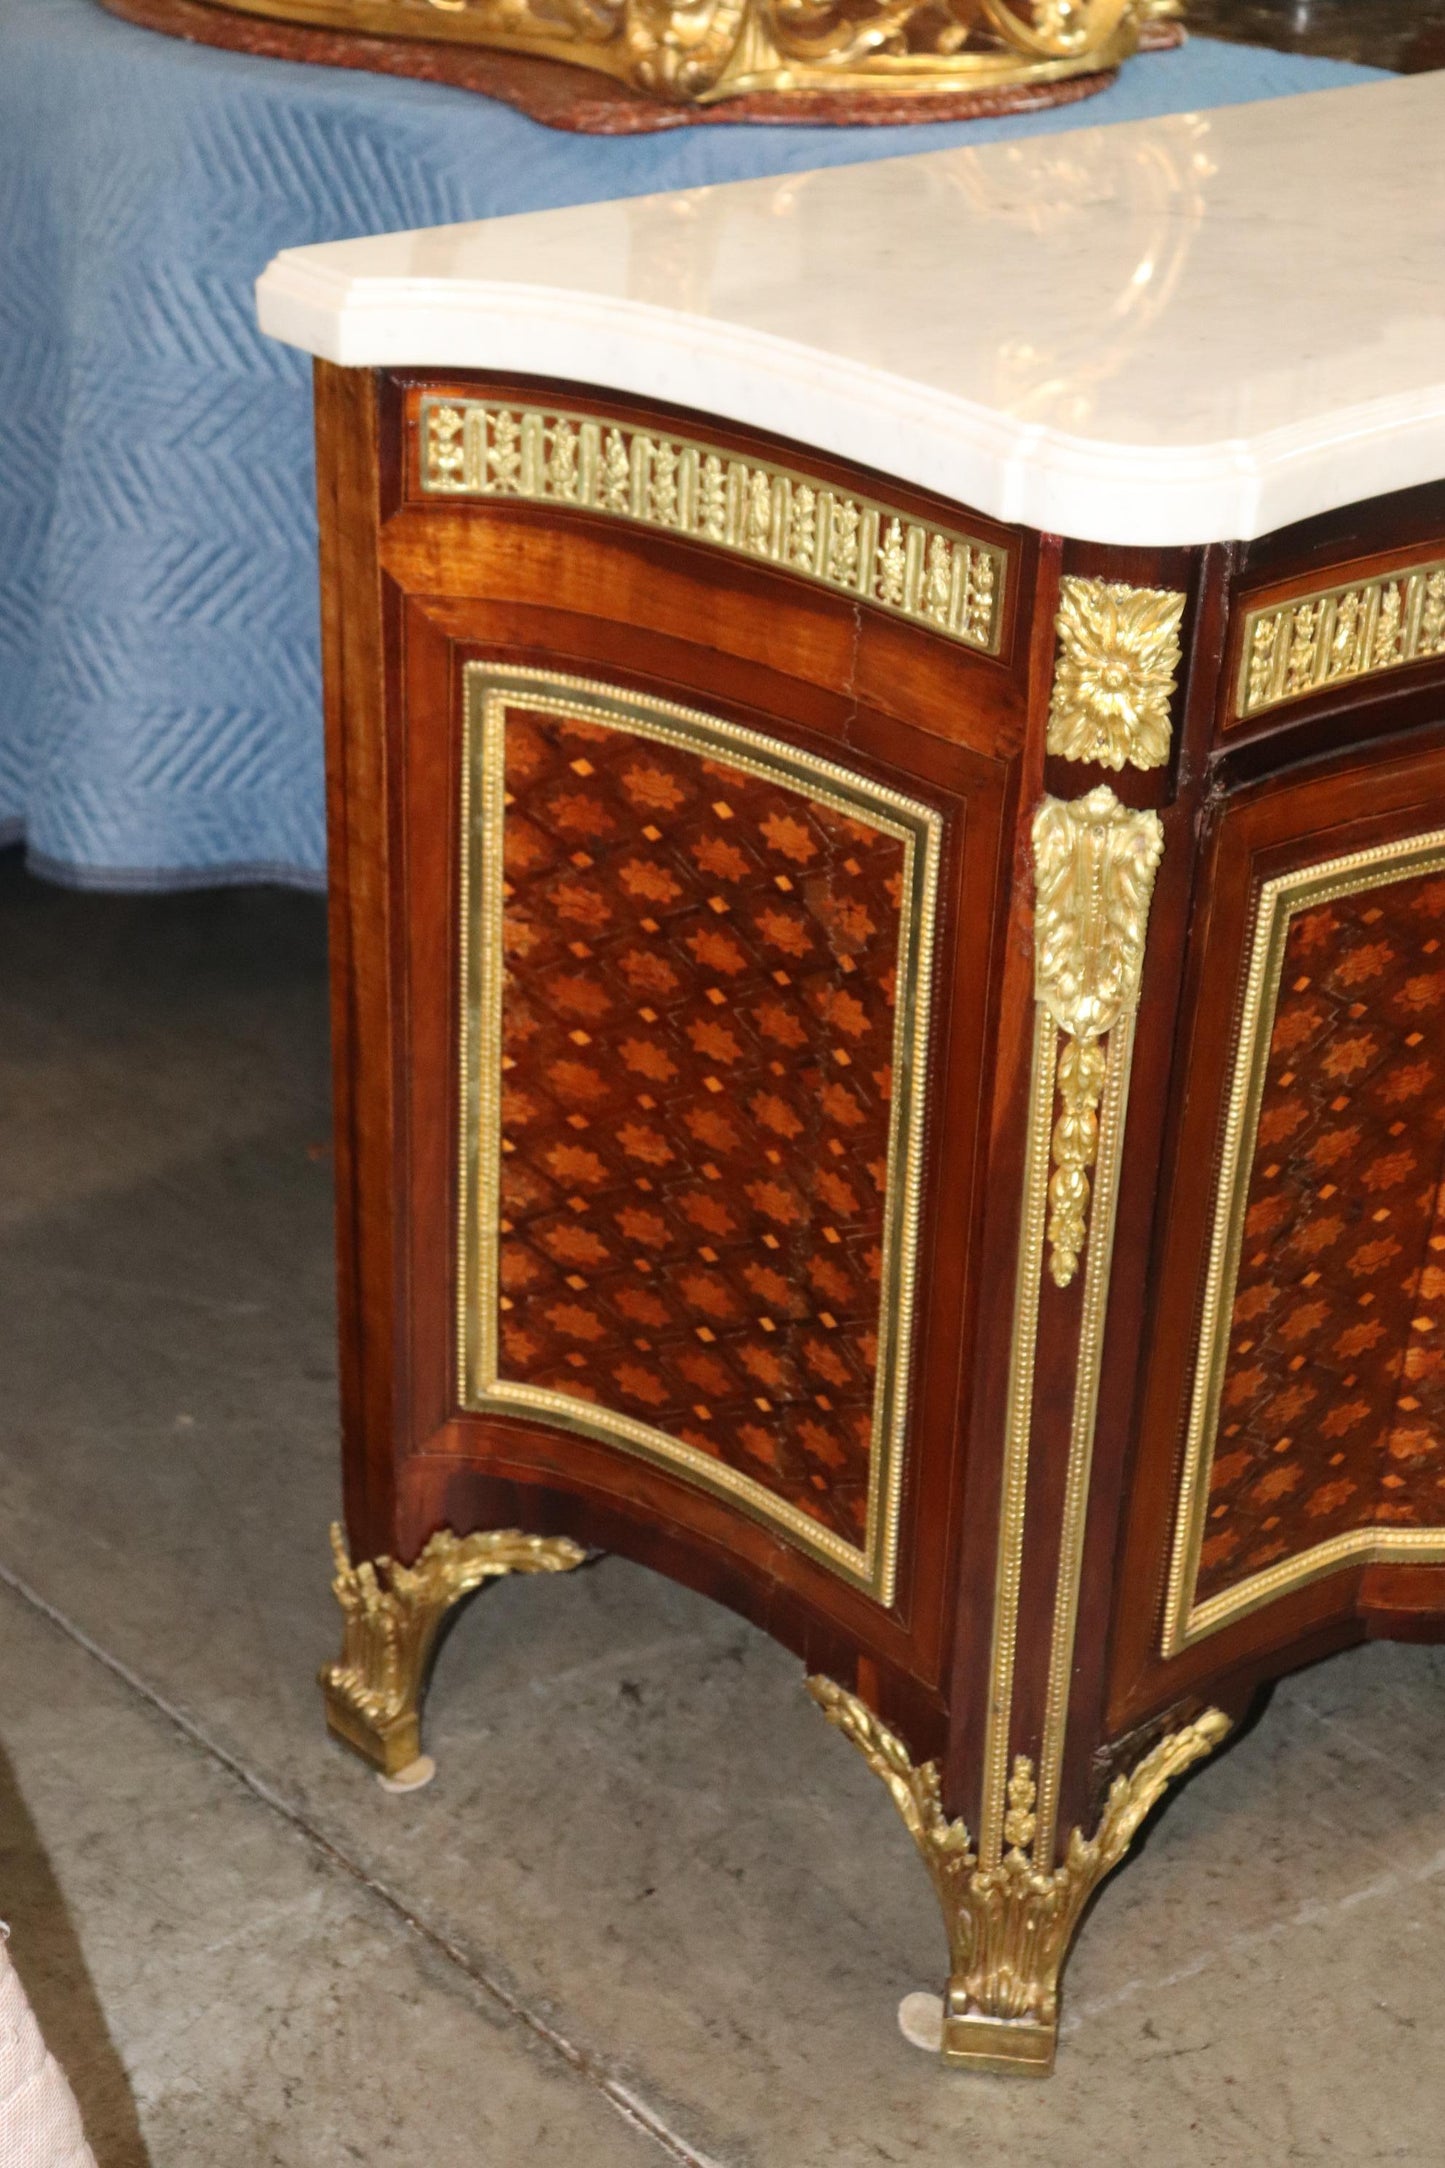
[[257, 75, 1445, 547]]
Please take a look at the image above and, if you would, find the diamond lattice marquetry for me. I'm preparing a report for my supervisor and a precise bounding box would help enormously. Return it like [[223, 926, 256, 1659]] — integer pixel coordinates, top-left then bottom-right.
[[492, 706, 908, 1550], [1201, 868, 1445, 1600]]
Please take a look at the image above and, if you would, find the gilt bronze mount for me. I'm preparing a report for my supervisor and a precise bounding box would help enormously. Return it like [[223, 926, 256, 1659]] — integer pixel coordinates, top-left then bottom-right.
[[322, 1524, 590, 1776], [809, 1678, 1229, 2072]]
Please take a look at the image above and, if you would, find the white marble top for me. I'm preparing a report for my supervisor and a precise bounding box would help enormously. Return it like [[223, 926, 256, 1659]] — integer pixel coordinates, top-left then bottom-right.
[[257, 74, 1445, 547]]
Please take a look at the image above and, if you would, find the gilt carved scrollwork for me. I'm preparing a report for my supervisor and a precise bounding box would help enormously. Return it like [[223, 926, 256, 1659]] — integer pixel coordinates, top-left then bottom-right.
[[624, 0, 750, 97], [197, 0, 1173, 105], [760, 0, 981, 70], [981, 0, 1130, 57]]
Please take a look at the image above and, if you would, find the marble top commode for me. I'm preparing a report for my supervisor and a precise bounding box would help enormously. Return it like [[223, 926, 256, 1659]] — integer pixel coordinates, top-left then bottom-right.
[[261, 53, 1445, 2083], [257, 74, 1445, 547]]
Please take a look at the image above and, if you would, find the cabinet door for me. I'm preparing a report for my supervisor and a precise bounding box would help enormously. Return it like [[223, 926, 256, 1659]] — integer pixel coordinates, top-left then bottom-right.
[[1113, 730, 1445, 1723], [353, 374, 1033, 1720], [455, 659, 941, 1610]]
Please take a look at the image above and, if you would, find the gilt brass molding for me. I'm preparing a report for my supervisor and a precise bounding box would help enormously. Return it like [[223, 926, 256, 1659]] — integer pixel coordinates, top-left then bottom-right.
[[1032, 971, 1146, 1858], [458, 665, 942, 1607], [1045, 576, 1185, 772], [1237, 559, 1445, 721], [321, 1522, 588, 1775], [195, 0, 1178, 110], [420, 398, 1005, 656], [1162, 826, 1445, 1656], [1034, 787, 1165, 1289], [981, 785, 1162, 1872], [809, 1676, 1228, 2074], [979, 1004, 1056, 1869]]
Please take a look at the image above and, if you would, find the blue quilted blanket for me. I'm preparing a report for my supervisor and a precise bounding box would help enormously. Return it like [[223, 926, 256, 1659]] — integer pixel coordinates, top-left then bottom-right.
[[0, 0, 1382, 888]]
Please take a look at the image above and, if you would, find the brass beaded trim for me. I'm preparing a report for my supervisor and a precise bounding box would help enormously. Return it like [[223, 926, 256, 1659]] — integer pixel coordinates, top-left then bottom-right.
[[420, 397, 1005, 656]]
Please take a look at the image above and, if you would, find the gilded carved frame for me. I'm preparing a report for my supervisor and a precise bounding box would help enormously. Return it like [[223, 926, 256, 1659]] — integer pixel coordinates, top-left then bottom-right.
[[457, 665, 943, 1606], [210, 0, 1178, 118]]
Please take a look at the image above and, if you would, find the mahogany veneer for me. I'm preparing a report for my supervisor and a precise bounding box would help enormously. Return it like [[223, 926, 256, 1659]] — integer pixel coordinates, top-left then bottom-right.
[[311, 360, 1445, 2072]]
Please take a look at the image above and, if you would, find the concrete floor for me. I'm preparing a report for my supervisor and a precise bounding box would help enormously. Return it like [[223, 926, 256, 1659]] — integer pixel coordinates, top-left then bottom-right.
[[1, 847, 1444, 2166]]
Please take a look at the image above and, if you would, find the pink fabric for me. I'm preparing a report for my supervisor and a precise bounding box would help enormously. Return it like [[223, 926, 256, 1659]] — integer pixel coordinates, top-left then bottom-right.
[[0, 1940, 96, 2168]]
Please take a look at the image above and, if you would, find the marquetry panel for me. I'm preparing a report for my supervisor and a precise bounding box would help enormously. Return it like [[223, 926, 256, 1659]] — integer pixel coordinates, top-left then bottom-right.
[[418, 396, 1006, 656], [458, 666, 942, 1603], [1164, 833, 1445, 1650]]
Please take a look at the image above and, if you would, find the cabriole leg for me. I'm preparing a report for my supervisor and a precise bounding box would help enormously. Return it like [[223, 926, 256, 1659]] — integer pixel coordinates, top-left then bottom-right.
[[321, 1523, 589, 1777], [808, 1676, 1228, 2075]]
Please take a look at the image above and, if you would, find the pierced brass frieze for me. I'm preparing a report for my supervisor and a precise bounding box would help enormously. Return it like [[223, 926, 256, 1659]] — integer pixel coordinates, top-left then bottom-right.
[[196, 0, 1177, 110], [1033, 787, 1164, 1289], [1238, 559, 1445, 720], [1045, 577, 1185, 772], [808, 1676, 1228, 2074], [321, 1522, 588, 1776], [421, 399, 1005, 656]]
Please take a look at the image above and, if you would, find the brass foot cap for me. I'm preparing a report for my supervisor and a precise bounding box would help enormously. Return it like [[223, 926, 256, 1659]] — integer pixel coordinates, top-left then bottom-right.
[[941, 2009, 1057, 2077], [322, 1685, 422, 1779]]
